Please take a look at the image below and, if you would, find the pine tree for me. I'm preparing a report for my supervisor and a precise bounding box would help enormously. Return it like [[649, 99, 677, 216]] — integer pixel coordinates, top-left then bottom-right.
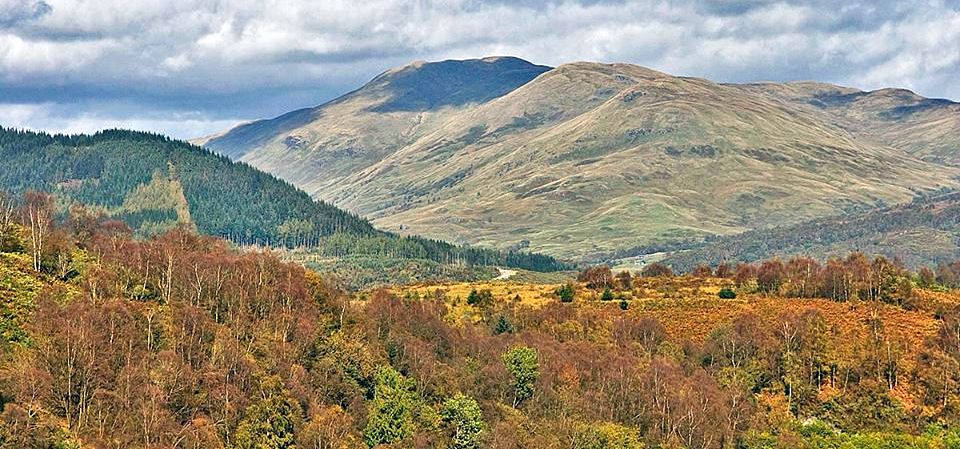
[[494, 315, 514, 335], [502, 346, 540, 407]]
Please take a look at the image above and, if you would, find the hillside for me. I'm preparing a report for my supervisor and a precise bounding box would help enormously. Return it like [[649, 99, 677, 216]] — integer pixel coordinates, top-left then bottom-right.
[[197, 56, 551, 184], [660, 190, 960, 271], [4, 217, 960, 448], [0, 127, 376, 242], [200, 58, 960, 261], [0, 127, 567, 273], [735, 82, 960, 166]]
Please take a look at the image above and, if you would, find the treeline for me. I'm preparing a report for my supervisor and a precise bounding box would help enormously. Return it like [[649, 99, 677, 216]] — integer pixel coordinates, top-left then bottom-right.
[[295, 255, 498, 291], [0, 127, 568, 272], [311, 233, 570, 272], [3, 215, 960, 448], [661, 191, 960, 270], [583, 252, 933, 306], [695, 253, 915, 305], [0, 127, 376, 241]]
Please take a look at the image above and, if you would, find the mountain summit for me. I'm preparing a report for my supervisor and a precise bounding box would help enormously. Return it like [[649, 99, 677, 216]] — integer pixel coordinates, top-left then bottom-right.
[[364, 56, 552, 112], [197, 57, 960, 261], [197, 57, 550, 159]]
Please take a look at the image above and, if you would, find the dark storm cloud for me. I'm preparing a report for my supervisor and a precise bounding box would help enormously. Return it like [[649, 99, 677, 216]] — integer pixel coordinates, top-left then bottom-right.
[[0, 0, 957, 138]]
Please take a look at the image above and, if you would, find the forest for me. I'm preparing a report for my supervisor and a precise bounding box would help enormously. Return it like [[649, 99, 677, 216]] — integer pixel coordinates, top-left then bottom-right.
[[0, 128, 567, 273], [2, 188, 960, 448], [659, 191, 960, 271]]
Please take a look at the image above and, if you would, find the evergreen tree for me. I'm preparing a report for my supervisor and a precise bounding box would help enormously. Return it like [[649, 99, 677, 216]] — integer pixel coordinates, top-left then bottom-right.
[[364, 366, 417, 447], [234, 377, 301, 449], [502, 346, 539, 407], [493, 315, 514, 335], [441, 393, 485, 449], [467, 289, 481, 306]]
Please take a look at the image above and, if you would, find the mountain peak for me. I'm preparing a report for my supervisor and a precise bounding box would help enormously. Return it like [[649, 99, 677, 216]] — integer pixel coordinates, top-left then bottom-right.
[[383, 56, 541, 73], [549, 61, 670, 81], [363, 56, 552, 112]]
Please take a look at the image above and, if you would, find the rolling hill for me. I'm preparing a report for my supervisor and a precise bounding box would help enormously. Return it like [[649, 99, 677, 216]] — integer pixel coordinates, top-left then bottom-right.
[[659, 190, 960, 271], [199, 57, 960, 261], [0, 127, 567, 273]]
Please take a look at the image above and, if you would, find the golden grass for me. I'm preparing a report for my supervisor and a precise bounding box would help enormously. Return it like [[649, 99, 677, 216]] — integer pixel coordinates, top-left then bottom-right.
[[390, 280, 563, 324], [390, 277, 950, 376]]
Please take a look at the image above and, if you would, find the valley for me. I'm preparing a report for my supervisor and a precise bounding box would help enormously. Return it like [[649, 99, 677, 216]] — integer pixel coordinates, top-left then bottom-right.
[[3, 54, 960, 449], [4, 1, 960, 446]]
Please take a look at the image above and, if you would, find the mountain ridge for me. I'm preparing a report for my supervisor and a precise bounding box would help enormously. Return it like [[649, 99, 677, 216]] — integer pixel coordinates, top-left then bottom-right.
[[196, 56, 551, 159], [198, 57, 960, 261]]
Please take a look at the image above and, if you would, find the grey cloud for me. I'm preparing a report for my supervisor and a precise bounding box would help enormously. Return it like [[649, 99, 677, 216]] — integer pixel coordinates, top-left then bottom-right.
[[0, 1, 51, 28], [0, 0, 957, 139]]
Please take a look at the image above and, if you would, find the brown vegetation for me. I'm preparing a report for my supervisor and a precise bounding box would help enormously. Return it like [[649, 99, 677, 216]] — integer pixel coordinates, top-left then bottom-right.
[[2, 199, 960, 447]]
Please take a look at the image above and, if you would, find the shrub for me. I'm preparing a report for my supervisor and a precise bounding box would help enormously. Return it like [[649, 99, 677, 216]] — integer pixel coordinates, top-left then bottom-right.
[[466, 289, 493, 307], [718, 288, 737, 299], [555, 283, 575, 303], [691, 264, 713, 278], [642, 262, 673, 278]]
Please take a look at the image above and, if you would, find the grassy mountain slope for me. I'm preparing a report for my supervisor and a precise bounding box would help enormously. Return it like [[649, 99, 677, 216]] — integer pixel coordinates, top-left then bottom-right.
[[735, 82, 960, 166], [0, 127, 568, 272], [197, 57, 551, 191], [660, 191, 960, 271], [200, 58, 960, 261]]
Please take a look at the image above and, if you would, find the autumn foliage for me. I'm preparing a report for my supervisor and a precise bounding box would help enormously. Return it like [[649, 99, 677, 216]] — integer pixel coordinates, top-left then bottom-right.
[[2, 200, 960, 448]]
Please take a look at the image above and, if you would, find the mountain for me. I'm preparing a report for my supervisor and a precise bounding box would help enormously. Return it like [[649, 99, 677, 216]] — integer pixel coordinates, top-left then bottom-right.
[[659, 190, 960, 271], [0, 127, 567, 272], [199, 57, 960, 261], [733, 82, 960, 166], [196, 56, 551, 161]]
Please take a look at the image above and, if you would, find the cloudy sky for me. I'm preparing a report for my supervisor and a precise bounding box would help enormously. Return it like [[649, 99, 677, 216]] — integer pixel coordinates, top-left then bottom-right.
[[1, 0, 958, 139]]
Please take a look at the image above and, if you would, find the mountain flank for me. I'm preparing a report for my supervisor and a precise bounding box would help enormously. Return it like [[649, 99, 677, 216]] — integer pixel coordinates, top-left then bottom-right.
[[660, 190, 960, 271], [199, 57, 960, 262], [0, 127, 567, 274]]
